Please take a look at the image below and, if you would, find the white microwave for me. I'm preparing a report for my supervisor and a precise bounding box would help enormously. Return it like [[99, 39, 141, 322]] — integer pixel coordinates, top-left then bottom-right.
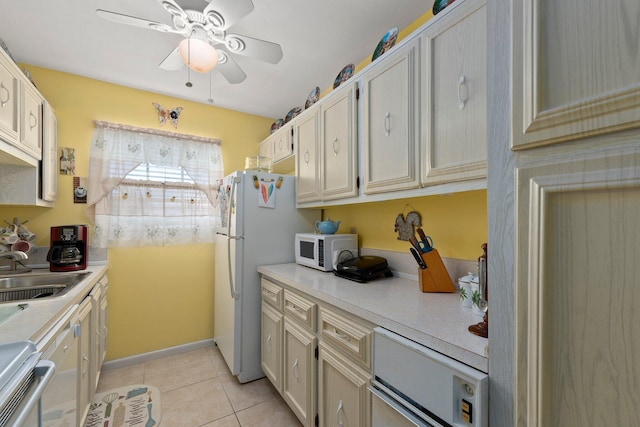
[[295, 233, 358, 271]]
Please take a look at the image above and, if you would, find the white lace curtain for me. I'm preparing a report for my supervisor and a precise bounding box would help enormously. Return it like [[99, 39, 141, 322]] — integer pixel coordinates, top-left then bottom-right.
[[87, 121, 225, 248]]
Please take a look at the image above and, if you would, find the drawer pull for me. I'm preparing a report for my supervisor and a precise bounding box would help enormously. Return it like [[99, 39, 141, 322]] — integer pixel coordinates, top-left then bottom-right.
[[293, 358, 300, 382], [336, 399, 344, 427], [384, 112, 391, 136], [264, 289, 275, 297], [0, 82, 9, 107], [458, 75, 467, 110], [333, 328, 350, 341], [290, 304, 305, 314], [29, 112, 38, 129], [304, 149, 310, 165], [332, 137, 340, 156]]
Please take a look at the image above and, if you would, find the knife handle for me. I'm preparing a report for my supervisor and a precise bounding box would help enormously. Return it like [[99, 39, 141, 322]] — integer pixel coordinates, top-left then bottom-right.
[[416, 227, 427, 242]]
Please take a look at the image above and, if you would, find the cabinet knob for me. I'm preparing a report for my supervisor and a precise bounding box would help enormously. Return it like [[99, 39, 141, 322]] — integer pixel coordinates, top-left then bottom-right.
[[29, 112, 38, 129], [304, 149, 310, 165], [332, 138, 340, 156]]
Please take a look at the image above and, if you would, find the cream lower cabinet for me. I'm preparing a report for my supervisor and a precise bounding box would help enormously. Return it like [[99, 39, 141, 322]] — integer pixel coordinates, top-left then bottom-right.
[[261, 302, 283, 391], [261, 276, 374, 427], [421, 0, 487, 186], [514, 146, 640, 426], [77, 297, 93, 426], [318, 306, 373, 427], [90, 274, 109, 392], [283, 318, 317, 427]]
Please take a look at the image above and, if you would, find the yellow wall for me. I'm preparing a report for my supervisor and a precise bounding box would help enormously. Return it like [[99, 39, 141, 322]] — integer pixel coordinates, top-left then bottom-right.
[[0, 67, 273, 360], [324, 191, 488, 260]]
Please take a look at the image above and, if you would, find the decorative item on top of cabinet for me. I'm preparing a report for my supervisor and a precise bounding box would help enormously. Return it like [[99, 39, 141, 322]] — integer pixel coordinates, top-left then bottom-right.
[[420, 0, 488, 186], [362, 37, 420, 194], [512, 0, 640, 149]]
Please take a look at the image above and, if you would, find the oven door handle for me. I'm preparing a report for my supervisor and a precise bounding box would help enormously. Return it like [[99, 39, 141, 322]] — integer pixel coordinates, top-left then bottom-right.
[[6, 358, 56, 427], [369, 385, 440, 427]]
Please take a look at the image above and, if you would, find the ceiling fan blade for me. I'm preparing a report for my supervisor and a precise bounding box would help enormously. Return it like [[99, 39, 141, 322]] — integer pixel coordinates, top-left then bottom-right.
[[159, 47, 184, 71], [203, 0, 254, 32], [224, 34, 283, 64], [96, 9, 177, 33], [216, 51, 247, 84]]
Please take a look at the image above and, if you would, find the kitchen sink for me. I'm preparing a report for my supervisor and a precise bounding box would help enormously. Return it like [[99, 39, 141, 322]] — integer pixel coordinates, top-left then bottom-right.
[[0, 271, 91, 303]]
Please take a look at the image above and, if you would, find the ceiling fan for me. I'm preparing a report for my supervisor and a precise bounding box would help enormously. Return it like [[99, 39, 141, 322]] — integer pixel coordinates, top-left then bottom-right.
[[96, 0, 283, 84]]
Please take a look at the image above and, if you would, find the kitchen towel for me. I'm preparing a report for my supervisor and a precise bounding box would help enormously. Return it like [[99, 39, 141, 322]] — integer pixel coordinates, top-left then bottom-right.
[[84, 384, 161, 427]]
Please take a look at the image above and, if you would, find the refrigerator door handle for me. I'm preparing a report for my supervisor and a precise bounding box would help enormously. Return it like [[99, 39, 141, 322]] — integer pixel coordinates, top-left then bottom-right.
[[227, 176, 240, 300]]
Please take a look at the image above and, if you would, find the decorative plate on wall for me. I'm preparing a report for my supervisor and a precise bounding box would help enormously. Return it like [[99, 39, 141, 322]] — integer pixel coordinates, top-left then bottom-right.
[[284, 107, 302, 123], [371, 27, 398, 62], [333, 63, 355, 89], [433, 0, 457, 15], [305, 87, 320, 109]]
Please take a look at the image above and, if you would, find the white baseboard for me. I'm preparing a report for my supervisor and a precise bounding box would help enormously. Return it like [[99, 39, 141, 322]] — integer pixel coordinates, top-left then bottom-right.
[[102, 338, 216, 371]]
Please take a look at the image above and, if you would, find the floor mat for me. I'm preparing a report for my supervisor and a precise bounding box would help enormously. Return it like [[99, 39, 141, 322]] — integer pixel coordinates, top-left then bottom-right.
[[84, 384, 161, 427]]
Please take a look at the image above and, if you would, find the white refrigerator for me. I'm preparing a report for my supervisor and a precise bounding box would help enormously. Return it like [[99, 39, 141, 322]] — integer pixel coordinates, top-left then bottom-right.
[[214, 171, 319, 383]]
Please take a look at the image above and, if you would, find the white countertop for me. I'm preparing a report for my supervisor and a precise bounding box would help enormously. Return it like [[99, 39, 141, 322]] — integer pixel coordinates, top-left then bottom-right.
[[0, 265, 108, 346], [257, 263, 488, 373]]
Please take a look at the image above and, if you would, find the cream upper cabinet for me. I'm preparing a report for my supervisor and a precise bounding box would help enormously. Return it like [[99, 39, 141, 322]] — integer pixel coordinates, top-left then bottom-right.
[[295, 106, 321, 203], [512, 0, 640, 149], [259, 136, 273, 160], [421, 0, 487, 185], [0, 52, 19, 145], [20, 83, 43, 160], [362, 39, 420, 194], [272, 125, 294, 162], [320, 83, 358, 201]]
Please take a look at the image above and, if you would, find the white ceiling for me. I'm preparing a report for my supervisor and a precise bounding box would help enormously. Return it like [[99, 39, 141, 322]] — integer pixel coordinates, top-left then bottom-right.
[[0, 0, 433, 119]]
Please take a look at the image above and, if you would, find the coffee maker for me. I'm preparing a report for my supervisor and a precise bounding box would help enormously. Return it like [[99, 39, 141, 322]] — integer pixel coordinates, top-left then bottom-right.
[[47, 225, 89, 272]]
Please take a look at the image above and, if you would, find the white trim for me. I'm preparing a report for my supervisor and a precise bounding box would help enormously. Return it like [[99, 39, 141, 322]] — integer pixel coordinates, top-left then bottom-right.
[[101, 338, 215, 371]]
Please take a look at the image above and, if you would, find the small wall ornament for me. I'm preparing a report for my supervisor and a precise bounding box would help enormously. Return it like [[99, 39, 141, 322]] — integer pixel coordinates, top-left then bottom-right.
[[394, 209, 422, 241], [152, 102, 183, 128]]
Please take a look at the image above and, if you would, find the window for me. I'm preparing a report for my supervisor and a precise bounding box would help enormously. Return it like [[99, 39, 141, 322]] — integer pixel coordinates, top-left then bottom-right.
[[87, 122, 224, 248]]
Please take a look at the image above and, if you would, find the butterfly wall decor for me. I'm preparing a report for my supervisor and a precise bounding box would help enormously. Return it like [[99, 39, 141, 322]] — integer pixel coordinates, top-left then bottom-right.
[[152, 102, 183, 128]]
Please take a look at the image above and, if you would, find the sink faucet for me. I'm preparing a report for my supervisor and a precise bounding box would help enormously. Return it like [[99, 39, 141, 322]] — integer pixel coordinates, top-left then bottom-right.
[[0, 251, 31, 273]]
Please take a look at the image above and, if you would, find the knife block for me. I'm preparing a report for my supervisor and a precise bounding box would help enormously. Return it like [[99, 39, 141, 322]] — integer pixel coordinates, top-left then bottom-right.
[[418, 249, 456, 293]]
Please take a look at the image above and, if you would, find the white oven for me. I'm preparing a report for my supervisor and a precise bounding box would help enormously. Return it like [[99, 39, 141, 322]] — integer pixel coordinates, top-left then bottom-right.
[[370, 328, 488, 427]]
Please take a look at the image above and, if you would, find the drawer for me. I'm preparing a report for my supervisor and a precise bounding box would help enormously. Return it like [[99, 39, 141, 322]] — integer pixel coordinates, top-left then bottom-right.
[[261, 278, 283, 311], [319, 306, 372, 368], [284, 289, 317, 332]]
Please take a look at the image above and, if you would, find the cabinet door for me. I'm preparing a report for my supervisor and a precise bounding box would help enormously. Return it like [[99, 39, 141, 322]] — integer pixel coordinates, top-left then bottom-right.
[[259, 136, 273, 160], [273, 126, 294, 162], [515, 147, 640, 426], [20, 84, 42, 160], [513, 0, 640, 149], [421, 0, 487, 185], [283, 318, 317, 427], [318, 343, 371, 427], [262, 302, 283, 393], [0, 52, 19, 144], [77, 298, 93, 426], [321, 84, 358, 200], [363, 40, 420, 194], [296, 106, 321, 203], [41, 102, 57, 202]]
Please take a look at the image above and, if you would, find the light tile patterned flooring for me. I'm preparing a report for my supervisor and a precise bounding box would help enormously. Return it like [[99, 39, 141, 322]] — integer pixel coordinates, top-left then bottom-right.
[[96, 345, 302, 427]]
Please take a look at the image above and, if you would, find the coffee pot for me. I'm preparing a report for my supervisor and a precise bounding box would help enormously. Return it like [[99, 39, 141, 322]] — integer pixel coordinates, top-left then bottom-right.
[[47, 225, 88, 272]]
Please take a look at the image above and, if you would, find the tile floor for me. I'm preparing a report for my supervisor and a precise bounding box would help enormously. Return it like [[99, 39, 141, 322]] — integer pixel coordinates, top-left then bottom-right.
[[96, 345, 302, 427]]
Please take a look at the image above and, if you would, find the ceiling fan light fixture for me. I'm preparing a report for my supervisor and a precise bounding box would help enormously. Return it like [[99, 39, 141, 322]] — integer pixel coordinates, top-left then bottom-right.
[[179, 38, 219, 73]]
